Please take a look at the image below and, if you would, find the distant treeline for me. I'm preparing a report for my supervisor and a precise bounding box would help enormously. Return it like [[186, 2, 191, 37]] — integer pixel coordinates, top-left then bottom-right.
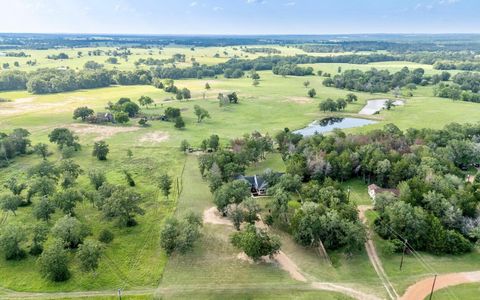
[[434, 61, 480, 71], [435, 72, 480, 103], [242, 47, 281, 54], [0, 53, 399, 94], [296, 41, 480, 53], [322, 67, 435, 93]]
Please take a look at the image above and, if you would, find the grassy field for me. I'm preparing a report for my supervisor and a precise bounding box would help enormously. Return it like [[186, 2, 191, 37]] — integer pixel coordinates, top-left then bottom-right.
[[427, 283, 480, 300], [0, 45, 353, 72], [1, 54, 480, 297]]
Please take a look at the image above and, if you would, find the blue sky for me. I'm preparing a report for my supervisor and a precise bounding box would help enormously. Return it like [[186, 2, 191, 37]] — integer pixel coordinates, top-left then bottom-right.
[[0, 0, 477, 34]]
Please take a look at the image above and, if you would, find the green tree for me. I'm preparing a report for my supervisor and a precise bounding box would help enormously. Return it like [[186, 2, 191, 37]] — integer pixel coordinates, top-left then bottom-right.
[[58, 159, 83, 188], [77, 239, 103, 273], [88, 169, 106, 190], [230, 224, 281, 261], [73, 107, 94, 121], [92, 141, 109, 160], [346, 93, 358, 103], [122, 101, 140, 117], [98, 229, 114, 244], [213, 180, 251, 215], [307, 88, 316, 98], [180, 140, 190, 152], [205, 82, 211, 90], [319, 98, 338, 112], [33, 143, 49, 160], [385, 99, 395, 110], [3, 177, 27, 196], [159, 174, 172, 199], [38, 239, 70, 282], [114, 111, 129, 124], [336, 98, 347, 110], [160, 213, 202, 255], [28, 177, 57, 199], [0, 224, 26, 260], [48, 128, 80, 150], [303, 80, 310, 88], [52, 188, 83, 215], [33, 197, 55, 221], [30, 222, 49, 255], [181, 88, 192, 100], [0, 194, 22, 216], [194, 105, 210, 123], [138, 95, 154, 108], [51, 215, 89, 248], [174, 116, 185, 129], [101, 186, 144, 227]]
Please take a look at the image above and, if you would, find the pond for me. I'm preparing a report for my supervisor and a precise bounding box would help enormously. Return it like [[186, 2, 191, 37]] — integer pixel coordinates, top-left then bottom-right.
[[293, 117, 377, 136]]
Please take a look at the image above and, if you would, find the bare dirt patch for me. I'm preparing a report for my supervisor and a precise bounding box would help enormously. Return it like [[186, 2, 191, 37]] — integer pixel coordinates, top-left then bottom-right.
[[138, 131, 169, 143], [401, 271, 480, 300], [67, 124, 140, 141], [285, 96, 313, 104], [203, 207, 233, 226]]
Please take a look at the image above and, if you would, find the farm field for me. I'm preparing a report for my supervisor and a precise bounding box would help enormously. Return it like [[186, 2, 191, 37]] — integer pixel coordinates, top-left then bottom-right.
[[1, 42, 480, 300]]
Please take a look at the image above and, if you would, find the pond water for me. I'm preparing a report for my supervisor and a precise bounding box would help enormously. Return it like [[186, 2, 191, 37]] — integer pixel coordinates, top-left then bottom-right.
[[293, 117, 377, 136]]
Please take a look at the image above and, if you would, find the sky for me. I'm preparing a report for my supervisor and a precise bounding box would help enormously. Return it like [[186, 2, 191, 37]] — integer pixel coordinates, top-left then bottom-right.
[[0, 0, 478, 35]]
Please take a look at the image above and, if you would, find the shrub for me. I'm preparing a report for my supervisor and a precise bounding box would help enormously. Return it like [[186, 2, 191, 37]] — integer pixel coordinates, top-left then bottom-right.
[[98, 229, 114, 244]]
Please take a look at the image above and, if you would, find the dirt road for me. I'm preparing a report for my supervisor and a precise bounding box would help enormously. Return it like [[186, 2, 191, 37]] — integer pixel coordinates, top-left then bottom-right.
[[401, 271, 480, 300], [358, 205, 399, 300]]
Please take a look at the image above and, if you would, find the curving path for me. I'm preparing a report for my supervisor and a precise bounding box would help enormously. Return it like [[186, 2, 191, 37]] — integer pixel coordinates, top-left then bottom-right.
[[204, 206, 381, 300], [401, 271, 480, 300], [358, 205, 399, 300]]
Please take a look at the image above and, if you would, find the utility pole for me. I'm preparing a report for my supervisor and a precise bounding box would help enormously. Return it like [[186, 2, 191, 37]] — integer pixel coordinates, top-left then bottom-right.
[[118, 288, 122, 300], [400, 239, 407, 270], [428, 274, 437, 300]]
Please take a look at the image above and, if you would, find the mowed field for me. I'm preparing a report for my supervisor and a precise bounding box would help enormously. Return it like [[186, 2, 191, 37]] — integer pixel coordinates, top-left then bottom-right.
[[0, 45, 358, 72], [1, 55, 480, 298]]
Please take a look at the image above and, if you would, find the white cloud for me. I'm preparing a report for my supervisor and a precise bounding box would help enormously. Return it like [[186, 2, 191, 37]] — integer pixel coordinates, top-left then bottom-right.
[[213, 6, 223, 11], [190, 1, 198, 7], [284, 1, 296, 6]]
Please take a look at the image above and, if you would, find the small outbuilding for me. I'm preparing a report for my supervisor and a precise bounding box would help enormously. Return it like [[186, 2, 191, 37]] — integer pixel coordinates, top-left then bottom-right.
[[237, 175, 269, 197], [368, 184, 399, 201]]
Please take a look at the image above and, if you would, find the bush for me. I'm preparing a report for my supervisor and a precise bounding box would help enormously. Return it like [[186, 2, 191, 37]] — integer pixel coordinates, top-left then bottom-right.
[[92, 141, 109, 160], [444, 230, 472, 254], [174, 117, 185, 129], [98, 229, 114, 244], [61, 146, 76, 159]]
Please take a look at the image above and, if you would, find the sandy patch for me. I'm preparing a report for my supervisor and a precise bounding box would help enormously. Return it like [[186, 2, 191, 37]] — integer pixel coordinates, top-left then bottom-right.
[[285, 96, 313, 104], [14, 97, 36, 103], [203, 207, 233, 226], [138, 131, 169, 143], [67, 124, 140, 141]]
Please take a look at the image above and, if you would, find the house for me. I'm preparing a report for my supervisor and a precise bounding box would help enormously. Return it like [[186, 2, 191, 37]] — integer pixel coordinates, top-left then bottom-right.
[[237, 175, 269, 197], [466, 174, 476, 183], [368, 184, 399, 201], [86, 112, 114, 124]]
